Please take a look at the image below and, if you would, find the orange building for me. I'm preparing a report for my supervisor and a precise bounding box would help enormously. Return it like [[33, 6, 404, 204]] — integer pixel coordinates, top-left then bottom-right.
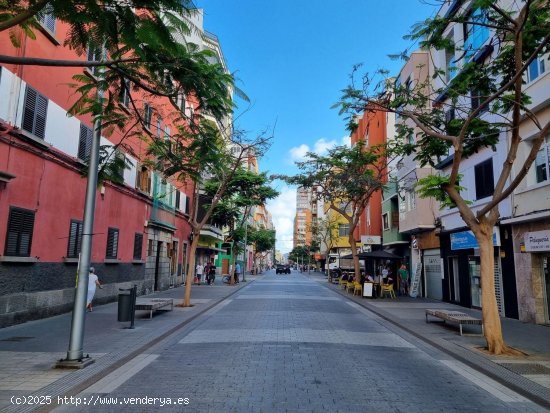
[[349, 110, 388, 250]]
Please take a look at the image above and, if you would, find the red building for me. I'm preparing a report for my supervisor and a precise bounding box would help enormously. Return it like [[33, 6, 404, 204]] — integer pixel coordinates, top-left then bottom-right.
[[349, 110, 387, 250], [0, 11, 222, 326]]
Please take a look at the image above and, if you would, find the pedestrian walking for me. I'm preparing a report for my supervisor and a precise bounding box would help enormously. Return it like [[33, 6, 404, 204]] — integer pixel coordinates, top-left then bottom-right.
[[207, 260, 216, 285], [86, 267, 102, 312], [398, 264, 410, 296], [196, 262, 204, 285], [234, 262, 241, 284]]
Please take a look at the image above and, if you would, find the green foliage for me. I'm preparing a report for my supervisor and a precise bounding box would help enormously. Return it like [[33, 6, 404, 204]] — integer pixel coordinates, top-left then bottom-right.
[[249, 227, 276, 254], [416, 174, 470, 210]]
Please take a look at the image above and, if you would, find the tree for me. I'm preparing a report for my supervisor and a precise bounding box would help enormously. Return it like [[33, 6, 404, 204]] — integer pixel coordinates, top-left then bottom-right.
[[208, 170, 279, 284], [249, 226, 276, 272], [336, 0, 550, 354], [1, 1, 238, 175], [285, 141, 389, 279], [152, 131, 272, 306], [288, 246, 309, 266], [310, 215, 340, 278]]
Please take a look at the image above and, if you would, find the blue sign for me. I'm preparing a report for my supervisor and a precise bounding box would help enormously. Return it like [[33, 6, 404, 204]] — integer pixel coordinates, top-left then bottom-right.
[[450, 230, 499, 250]]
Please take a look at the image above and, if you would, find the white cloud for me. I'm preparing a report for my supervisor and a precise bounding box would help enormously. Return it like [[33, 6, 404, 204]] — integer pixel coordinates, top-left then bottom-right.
[[289, 144, 310, 162], [341, 135, 351, 147], [266, 185, 296, 254], [289, 136, 351, 163], [313, 138, 336, 155]]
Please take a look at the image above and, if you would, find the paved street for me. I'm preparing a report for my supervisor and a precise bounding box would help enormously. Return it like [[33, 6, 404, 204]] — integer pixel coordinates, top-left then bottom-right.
[[51, 271, 545, 413]]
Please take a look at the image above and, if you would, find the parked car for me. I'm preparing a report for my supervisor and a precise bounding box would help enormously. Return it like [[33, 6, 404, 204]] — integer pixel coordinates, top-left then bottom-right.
[[276, 264, 291, 274]]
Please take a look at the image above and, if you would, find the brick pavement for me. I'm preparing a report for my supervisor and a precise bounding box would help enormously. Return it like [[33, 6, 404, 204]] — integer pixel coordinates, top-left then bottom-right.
[[48, 272, 547, 412]]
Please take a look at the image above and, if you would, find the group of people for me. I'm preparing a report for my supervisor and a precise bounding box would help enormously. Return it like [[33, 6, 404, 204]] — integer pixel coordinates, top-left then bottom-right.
[[195, 260, 217, 285], [339, 263, 410, 297]]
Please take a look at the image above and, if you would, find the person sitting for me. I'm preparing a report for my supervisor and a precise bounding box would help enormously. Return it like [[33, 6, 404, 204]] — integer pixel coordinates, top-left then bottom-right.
[[341, 273, 349, 282], [367, 274, 374, 282]]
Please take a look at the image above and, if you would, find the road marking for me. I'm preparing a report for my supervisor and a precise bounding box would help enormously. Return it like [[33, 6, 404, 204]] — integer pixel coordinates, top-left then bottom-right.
[[83, 354, 159, 394], [179, 328, 414, 347], [236, 294, 340, 300], [440, 359, 529, 403]]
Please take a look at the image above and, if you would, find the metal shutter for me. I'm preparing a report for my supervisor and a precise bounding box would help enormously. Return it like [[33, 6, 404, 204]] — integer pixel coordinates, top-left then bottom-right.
[[5, 207, 35, 256]]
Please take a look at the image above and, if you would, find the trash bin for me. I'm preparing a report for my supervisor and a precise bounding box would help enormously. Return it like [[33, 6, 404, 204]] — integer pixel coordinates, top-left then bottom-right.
[[118, 285, 137, 325]]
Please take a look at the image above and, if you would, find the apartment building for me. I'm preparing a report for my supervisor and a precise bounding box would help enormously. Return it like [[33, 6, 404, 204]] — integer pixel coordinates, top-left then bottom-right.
[[0, 8, 228, 326]]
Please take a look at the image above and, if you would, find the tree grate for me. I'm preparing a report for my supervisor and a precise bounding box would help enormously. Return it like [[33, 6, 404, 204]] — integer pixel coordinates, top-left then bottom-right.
[[499, 363, 550, 375], [0, 336, 34, 342]]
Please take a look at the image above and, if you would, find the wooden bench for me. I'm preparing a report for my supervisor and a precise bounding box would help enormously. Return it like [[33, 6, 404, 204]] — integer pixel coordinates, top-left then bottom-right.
[[425, 309, 484, 336], [135, 298, 174, 319]]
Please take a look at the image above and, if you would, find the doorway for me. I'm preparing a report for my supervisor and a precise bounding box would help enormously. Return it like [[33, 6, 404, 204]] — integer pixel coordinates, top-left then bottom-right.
[[154, 241, 162, 291], [448, 256, 460, 303]]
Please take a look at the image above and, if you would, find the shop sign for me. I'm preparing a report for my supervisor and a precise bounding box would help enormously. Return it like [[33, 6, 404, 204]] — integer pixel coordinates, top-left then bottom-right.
[[450, 229, 500, 250], [361, 235, 381, 245], [524, 230, 550, 252]]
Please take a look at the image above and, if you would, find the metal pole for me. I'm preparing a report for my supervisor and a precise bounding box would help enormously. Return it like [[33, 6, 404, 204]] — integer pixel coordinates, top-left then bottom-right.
[[242, 223, 247, 282], [61, 86, 103, 365]]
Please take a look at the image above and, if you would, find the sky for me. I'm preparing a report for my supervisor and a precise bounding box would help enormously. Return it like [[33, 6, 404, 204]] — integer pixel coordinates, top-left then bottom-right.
[[196, 0, 437, 253]]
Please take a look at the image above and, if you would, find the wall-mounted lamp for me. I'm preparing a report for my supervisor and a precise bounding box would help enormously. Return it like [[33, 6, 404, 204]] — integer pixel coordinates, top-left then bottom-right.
[[0, 170, 16, 190]]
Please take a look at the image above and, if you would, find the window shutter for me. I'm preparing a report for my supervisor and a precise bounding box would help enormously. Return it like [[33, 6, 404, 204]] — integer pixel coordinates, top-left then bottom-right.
[[133, 233, 143, 260], [67, 220, 83, 258], [106, 228, 119, 259], [5, 207, 35, 256], [175, 191, 181, 210], [22, 86, 48, 139], [78, 124, 93, 161], [22, 87, 37, 135]]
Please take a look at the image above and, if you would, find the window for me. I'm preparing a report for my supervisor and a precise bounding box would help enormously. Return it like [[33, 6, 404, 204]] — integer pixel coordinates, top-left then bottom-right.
[[143, 102, 152, 130], [474, 158, 494, 200], [5, 207, 35, 257], [156, 116, 162, 138], [464, 8, 489, 62], [382, 213, 390, 231], [37, 4, 56, 33], [338, 224, 350, 237], [445, 30, 455, 82], [106, 227, 119, 259], [535, 136, 550, 184], [78, 124, 93, 161], [136, 165, 151, 193], [67, 220, 83, 258], [407, 190, 416, 210], [471, 89, 488, 114], [120, 80, 130, 107], [527, 56, 546, 83], [133, 233, 143, 260], [175, 191, 181, 209], [22, 86, 48, 139], [86, 44, 101, 77]]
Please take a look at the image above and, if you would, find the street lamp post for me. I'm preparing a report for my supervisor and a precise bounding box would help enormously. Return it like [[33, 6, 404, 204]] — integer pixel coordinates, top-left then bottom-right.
[[57, 85, 103, 368]]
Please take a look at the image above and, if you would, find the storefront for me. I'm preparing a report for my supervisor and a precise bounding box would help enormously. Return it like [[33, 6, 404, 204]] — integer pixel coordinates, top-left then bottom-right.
[[439, 225, 518, 318], [513, 227, 550, 324]]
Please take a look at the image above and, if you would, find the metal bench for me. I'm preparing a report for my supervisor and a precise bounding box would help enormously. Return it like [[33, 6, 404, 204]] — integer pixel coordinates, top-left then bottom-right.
[[135, 298, 174, 319], [425, 309, 484, 336]]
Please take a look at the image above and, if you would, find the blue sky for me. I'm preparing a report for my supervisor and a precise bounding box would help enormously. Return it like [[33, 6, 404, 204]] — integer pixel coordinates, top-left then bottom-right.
[[196, 0, 437, 253]]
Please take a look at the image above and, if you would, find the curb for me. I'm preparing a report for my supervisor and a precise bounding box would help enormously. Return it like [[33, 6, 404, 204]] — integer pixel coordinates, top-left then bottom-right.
[[318, 276, 550, 410], [4, 281, 253, 413]]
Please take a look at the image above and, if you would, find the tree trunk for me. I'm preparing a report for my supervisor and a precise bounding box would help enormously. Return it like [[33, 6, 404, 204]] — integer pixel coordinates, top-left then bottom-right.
[[183, 230, 200, 307], [349, 233, 360, 279], [475, 225, 509, 355]]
